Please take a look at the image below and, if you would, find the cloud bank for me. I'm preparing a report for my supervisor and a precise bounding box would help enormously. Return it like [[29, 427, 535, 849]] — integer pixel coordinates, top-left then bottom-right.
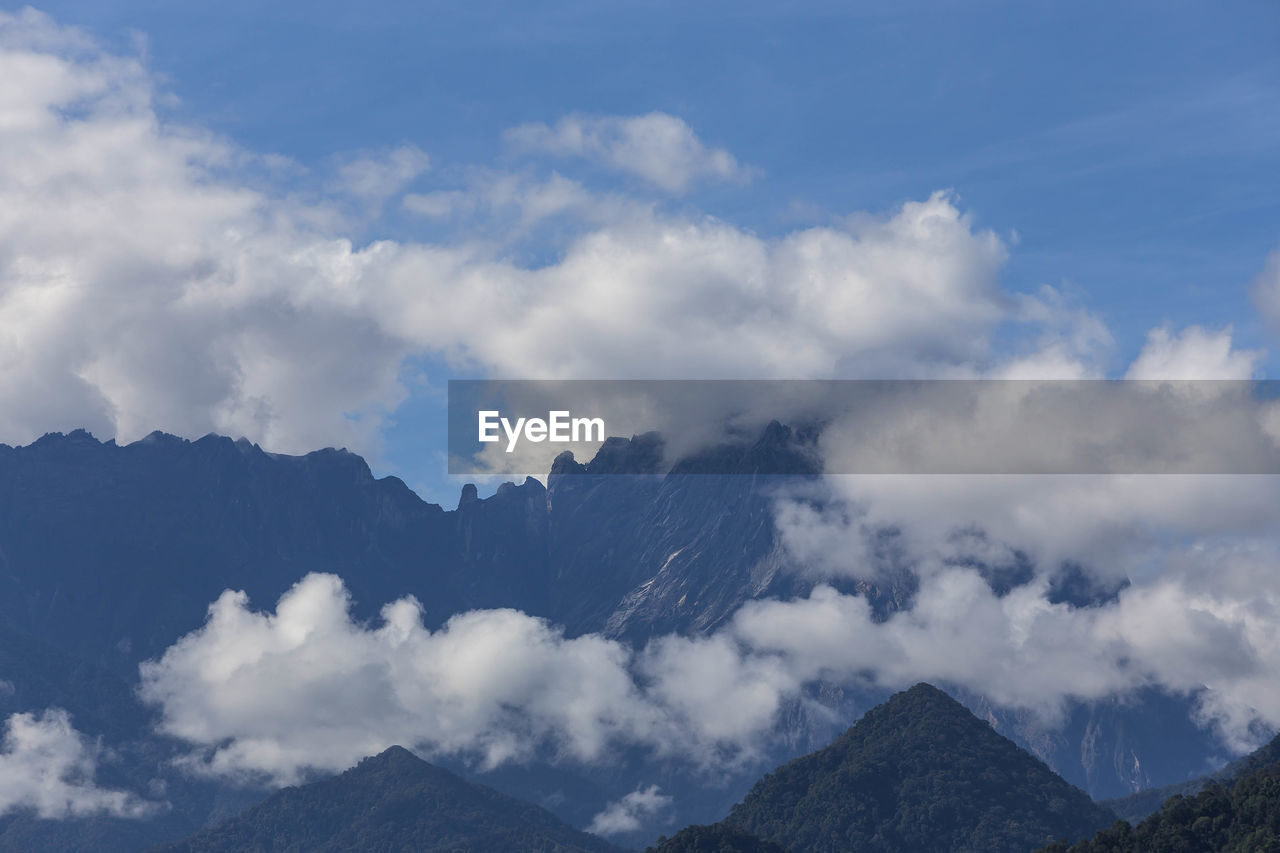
[[140, 542, 1280, 786], [0, 8, 1187, 461]]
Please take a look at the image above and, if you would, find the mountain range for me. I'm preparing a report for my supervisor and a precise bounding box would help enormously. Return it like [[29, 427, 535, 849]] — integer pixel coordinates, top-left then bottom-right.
[[0, 428, 1261, 849], [158, 682, 1272, 853]]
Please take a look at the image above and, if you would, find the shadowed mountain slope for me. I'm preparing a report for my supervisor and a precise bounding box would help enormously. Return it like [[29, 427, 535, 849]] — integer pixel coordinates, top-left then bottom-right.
[[1040, 741, 1280, 852], [719, 684, 1115, 853], [150, 746, 624, 853]]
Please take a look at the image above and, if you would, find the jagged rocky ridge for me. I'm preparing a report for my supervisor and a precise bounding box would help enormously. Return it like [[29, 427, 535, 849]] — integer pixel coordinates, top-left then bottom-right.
[[0, 428, 1245, 850]]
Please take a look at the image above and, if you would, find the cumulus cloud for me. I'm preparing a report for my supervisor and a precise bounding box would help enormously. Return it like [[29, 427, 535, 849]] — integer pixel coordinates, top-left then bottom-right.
[[786, 475, 1280, 589], [141, 574, 665, 783], [1125, 325, 1261, 380], [588, 785, 672, 836], [733, 558, 1280, 751], [989, 285, 1113, 379], [504, 112, 749, 193], [137, 573, 798, 784], [0, 709, 157, 819], [415, 189, 1007, 381], [0, 11, 1064, 460], [0, 9, 411, 454], [141, 537, 1280, 786]]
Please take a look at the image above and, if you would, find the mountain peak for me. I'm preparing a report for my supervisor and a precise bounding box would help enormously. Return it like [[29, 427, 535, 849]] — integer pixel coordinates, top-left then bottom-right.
[[887, 681, 969, 711], [901, 680, 958, 699], [724, 683, 1114, 853], [154, 746, 622, 853], [361, 744, 419, 766]]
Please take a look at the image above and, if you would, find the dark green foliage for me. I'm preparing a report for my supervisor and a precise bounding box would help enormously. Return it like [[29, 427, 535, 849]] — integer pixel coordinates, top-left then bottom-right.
[[1040, 760, 1280, 852], [646, 824, 787, 852], [723, 683, 1114, 853], [149, 746, 623, 853]]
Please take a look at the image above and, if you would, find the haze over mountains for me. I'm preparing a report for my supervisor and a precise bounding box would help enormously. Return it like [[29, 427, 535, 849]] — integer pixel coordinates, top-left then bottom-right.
[[0, 427, 1261, 849]]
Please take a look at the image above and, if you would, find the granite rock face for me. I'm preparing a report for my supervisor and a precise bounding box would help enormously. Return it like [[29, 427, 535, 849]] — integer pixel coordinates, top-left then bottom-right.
[[0, 430, 548, 668]]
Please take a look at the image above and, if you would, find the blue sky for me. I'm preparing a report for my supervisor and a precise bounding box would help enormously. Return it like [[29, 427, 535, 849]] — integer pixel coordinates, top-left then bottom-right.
[[5, 0, 1280, 503]]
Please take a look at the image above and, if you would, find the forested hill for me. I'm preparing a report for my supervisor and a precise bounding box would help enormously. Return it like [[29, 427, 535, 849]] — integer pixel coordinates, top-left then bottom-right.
[[717, 683, 1115, 853], [1040, 742, 1280, 853], [1104, 728, 1280, 824], [646, 824, 785, 852], [149, 746, 624, 853]]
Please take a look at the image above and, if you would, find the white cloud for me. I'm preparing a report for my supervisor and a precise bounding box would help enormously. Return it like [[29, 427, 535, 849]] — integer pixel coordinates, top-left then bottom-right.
[[391, 190, 1009, 382], [0, 9, 410, 455], [1125, 324, 1260, 380], [403, 171, 634, 236], [0, 12, 1050, 460], [334, 145, 430, 204], [587, 784, 672, 836], [138, 572, 838, 784], [0, 7, 1272, 475], [140, 527, 1280, 785], [1250, 249, 1280, 331], [140, 574, 666, 783], [739, 539, 1280, 756], [0, 709, 157, 819], [504, 112, 749, 193], [989, 285, 1113, 379]]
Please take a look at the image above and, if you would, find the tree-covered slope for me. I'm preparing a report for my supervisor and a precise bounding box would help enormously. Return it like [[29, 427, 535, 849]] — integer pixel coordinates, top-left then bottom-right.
[[1104, 728, 1280, 824], [646, 824, 786, 852], [1042, 743, 1280, 852], [149, 746, 623, 853], [722, 683, 1115, 853]]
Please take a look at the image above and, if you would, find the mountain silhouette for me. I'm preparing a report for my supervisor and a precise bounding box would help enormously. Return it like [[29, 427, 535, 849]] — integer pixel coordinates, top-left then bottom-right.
[[150, 746, 623, 853]]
